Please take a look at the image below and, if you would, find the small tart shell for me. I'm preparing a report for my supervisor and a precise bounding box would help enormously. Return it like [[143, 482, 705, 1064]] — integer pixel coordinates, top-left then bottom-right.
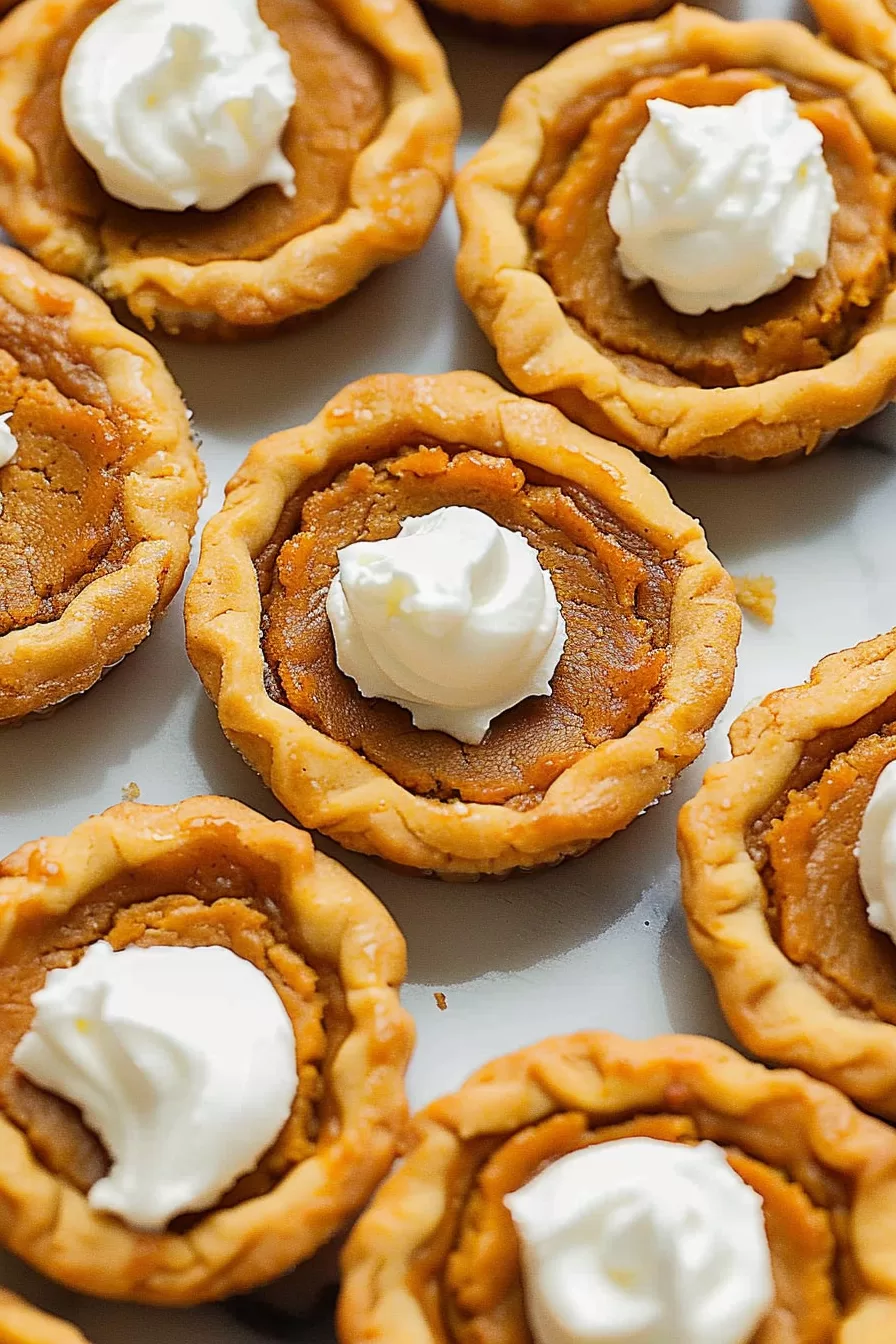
[[679, 628, 896, 1121], [426, 0, 667, 31], [0, 796, 414, 1305], [0, 1291, 88, 1344], [455, 4, 896, 463], [338, 1030, 896, 1343], [0, 0, 460, 338], [809, 0, 896, 89], [0, 244, 203, 724], [184, 371, 740, 878]]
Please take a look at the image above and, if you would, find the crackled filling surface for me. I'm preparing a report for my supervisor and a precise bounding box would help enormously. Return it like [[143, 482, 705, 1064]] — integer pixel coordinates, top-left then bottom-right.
[[0, 847, 342, 1221], [19, 0, 389, 267], [429, 1109, 849, 1343], [258, 445, 680, 808], [521, 65, 896, 390], [0, 296, 135, 638], [752, 698, 896, 1025]]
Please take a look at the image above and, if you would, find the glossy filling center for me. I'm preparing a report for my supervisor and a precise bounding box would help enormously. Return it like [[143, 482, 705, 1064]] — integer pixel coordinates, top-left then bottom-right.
[[0, 850, 334, 1218], [523, 66, 895, 390], [0, 297, 132, 637], [441, 1111, 846, 1344], [259, 446, 680, 807], [757, 706, 896, 1024], [19, 0, 389, 266]]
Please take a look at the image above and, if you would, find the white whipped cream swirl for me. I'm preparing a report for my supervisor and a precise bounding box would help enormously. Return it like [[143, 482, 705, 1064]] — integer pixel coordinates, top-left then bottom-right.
[[13, 941, 298, 1232], [858, 759, 896, 942], [61, 0, 297, 213], [0, 412, 18, 519], [608, 87, 837, 315], [505, 1137, 774, 1344], [326, 506, 567, 745]]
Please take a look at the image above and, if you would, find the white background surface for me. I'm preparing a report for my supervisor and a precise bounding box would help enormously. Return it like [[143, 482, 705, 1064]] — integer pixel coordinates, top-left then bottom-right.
[[3, 0, 896, 1337]]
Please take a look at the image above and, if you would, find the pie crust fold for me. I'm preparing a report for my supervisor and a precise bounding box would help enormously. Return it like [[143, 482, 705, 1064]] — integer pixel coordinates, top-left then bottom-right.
[[0, 243, 203, 725], [679, 627, 896, 1121], [338, 1030, 896, 1343], [455, 4, 896, 463], [809, 0, 896, 90], [184, 370, 740, 877], [0, 795, 414, 1305], [0, 1291, 88, 1344], [0, 0, 460, 338]]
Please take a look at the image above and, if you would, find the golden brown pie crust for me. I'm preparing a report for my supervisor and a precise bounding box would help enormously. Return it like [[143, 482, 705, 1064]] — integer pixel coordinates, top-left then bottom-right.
[[0, 1291, 88, 1344], [455, 5, 896, 463], [0, 796, 414, 1305], [809, 0, 896, 89], [678, 628, 896, 1121], [0, 0, 460, 337], [0, 243, 203, 724], [185, 371, 740, 877], [338, 1031, 896, 1343]]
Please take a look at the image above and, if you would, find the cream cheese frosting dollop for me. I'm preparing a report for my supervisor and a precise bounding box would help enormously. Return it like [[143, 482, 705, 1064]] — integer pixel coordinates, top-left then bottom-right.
[[858, 758, 896, 941], [505, 1137, 774, 1344], [607, 87, 837, 316], [13, 941, 298, 1232], [61, 0, 297, 212], [0, 412, 18, 519], [326, 505, 567, 745]]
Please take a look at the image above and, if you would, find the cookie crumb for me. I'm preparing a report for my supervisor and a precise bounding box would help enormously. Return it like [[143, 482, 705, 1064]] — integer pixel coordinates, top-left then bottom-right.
[[733, 574, 776, 626], [434, 992, 448, 1012], [121, 782, 141, 802]]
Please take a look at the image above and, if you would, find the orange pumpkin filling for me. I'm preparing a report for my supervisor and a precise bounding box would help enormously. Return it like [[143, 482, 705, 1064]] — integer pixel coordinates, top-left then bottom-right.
[[18, 0, 389, 269], [0, 294, 135, 637], [524, 66, 896, 391], [259, 445, 680, 808], [429, 1111, 846, 1343]]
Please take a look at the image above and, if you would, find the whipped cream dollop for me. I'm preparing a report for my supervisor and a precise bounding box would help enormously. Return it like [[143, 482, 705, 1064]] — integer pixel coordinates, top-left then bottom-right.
[[505, 1137, 774, 1344], [13, 941, 297, 1231], [326, 506, 567, 744], [61, 0, 297, 213], [858, 759, 896, 941], [607, 87, 837, 315], [0, 412, 18, 519]]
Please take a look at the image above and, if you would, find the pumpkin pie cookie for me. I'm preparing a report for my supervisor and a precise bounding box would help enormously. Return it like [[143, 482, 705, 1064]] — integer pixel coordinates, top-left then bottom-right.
[[0, 795, 413, 1305], [456, 5, 896, 463], [0, 1292, 88, 1344], [0, 244, 203, 725], [0, 0, 459, 338], [185, 371, 739, 878], [678, 628, 896, 1122], [339, 1031, 896, 1343]]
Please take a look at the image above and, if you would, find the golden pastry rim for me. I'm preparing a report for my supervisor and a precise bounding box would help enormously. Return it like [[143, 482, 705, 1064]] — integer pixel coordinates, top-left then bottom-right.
[[338, 1030, 896, 1342], [0, 795, 414, 1305], [0, 0, 460, 337], [0, 244, 204, 724], [810, 0, 896, 86], [426, 0, 667, 30], [0, 1289, 89, 1344], [185, 370, 739, 877], [454, 4, 896, 462], [678, 627, 896, 1120]]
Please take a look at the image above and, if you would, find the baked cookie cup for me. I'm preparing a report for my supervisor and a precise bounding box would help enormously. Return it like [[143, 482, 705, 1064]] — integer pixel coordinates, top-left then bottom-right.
[[0, 244, 203, 725], [425, 0, 668, 31], [679, 628, 896, 1122], [338, 1031, 896, 1344], [0, 796, 413, 1305], [0, 0, 459, 338], [455, 5, 896, 464], [185, 371, 739, 878], [0, 1291, 88, 1344]]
